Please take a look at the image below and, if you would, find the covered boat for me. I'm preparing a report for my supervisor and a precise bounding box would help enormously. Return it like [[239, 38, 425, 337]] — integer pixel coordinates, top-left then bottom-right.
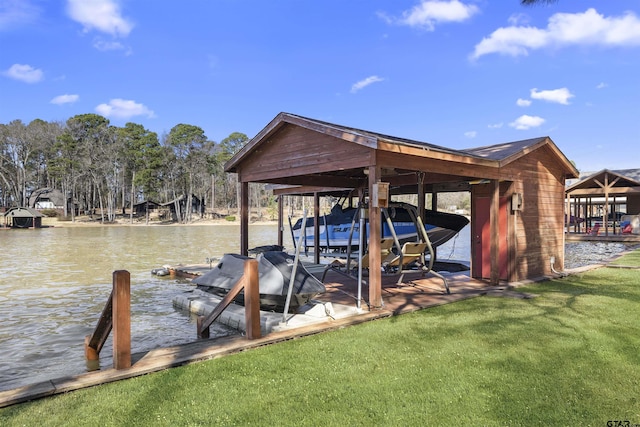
[[292, 202, 469, 252], [193, 252, 326, 312]]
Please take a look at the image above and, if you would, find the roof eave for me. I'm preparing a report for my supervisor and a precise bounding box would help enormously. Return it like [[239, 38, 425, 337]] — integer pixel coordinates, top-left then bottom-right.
[[498, 137, 579, 179]]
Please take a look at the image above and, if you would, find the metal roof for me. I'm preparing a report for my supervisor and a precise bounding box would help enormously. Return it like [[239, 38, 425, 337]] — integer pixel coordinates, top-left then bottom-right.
[[3, 207, 45, 218]]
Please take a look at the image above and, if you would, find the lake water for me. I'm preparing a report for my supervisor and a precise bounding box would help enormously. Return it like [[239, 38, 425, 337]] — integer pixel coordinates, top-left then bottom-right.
[[0, 222, 633, 392], [0, 224, 283, 392]]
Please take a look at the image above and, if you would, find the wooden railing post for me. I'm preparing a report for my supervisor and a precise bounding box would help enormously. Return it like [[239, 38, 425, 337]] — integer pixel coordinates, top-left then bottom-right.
[[197, 259, 261, 340], [112, 270, 131, 369], [243, 259, 261, 340]]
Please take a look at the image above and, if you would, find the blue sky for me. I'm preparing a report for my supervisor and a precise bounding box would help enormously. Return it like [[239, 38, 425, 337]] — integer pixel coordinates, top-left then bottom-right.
[[1, 0, 639, 173]]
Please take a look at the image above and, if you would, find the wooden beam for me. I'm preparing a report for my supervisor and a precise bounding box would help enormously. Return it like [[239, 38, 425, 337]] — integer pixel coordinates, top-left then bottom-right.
[[377, 151, 502, 180], [567, 187, 640, 196], [252, 174, 366, 189]]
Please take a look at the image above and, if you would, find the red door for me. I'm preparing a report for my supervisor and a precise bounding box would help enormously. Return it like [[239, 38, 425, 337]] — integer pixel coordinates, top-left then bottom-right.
[[472, 197, 509, 280]]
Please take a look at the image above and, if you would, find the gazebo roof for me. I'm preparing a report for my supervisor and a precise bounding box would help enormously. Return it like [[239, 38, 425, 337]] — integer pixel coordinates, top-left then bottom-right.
[[566, 169, 640, 194]]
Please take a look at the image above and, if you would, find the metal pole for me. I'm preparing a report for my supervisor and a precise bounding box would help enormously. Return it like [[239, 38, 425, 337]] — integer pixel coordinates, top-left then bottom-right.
[[282, 210, 307, 324]]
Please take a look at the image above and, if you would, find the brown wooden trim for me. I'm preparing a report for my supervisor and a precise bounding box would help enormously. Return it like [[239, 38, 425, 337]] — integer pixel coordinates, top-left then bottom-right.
[[368, 165, 383, 309], [567, 187, 640, 196], [490, 180, 500, 285], [377, 141, 498, 168]]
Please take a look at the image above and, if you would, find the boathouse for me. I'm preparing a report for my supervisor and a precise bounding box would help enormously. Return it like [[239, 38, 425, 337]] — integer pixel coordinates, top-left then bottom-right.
[[565, 168, 640, 237], [225, 113, 579, 308], [3, 207, 45, 228]]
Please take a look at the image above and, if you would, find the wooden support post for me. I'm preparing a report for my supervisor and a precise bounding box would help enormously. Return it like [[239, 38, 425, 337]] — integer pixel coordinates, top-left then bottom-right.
[[112, 270, 131, 370], [240, 181, 249, 256], [243, 259, 261, 339], [314, 192, 320, 265], [277, 196, 283, 247], [490, 180, 500, 286], [368, 165, 383, 309]]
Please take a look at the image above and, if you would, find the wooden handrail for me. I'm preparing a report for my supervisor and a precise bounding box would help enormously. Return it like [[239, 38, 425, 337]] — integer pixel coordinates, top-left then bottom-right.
[[84, 290, 113, 361], [198, 259, 261, 340]]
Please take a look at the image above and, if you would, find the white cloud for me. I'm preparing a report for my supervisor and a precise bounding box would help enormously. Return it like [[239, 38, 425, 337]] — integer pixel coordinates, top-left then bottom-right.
[[95, 99, 155, 119], [3, 63, 43, 83], [464, 131, 477, 138], [509, 115, 545, 130], [596, 82, 608, 89], [508, 13, 529, 26], [351, 75, 384, 93], [471, 8, 640, 60], [516, 98, 531, 107], [0, 0, 40, 30], [51, 94, 79, 105], [488, 122, 503, 129], [530, 87, 574, 105], [66, 0, 133, 37], [93, 39, 124, 51], [381, 0, 479, 31]]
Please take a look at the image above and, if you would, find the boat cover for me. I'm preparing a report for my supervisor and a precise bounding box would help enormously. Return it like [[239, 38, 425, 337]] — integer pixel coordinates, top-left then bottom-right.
[[193, 252, 326, 311]]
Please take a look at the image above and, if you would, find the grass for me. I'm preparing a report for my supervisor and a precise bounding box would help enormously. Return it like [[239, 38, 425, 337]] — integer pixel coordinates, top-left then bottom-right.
[[1, 252, 640, 426]]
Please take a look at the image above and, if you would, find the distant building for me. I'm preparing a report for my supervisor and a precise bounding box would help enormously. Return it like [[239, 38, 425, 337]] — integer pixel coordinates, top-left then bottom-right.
[[3, 207, 45, 228], [28, 188, 67, 210]]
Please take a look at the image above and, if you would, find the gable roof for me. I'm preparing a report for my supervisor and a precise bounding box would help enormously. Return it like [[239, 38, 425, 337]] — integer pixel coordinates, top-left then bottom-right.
[[567, 168, 640, 193], [225, 112, 579, 181], [225, 112, 472, 172], [3, 207, 45, 218]]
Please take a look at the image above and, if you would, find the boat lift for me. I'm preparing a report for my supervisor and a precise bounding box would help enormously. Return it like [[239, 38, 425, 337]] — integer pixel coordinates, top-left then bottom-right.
[[322, 202, 450, 307]]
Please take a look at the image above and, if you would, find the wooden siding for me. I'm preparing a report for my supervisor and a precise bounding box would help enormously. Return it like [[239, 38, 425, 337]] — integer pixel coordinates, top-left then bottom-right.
[[503, 145, 566, 280], [470, 145, 566, 282], [238, 125, 371, 183]]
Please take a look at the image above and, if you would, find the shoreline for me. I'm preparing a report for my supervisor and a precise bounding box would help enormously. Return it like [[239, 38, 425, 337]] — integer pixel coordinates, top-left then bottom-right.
[[40, 216, 278, 228]]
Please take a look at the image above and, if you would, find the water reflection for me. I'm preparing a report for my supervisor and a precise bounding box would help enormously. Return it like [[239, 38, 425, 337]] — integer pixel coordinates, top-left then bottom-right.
[[0, 224, 282, 391]]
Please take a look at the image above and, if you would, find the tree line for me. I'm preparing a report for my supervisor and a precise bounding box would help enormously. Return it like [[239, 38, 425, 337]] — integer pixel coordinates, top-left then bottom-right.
[[0, 114, 271, 223]]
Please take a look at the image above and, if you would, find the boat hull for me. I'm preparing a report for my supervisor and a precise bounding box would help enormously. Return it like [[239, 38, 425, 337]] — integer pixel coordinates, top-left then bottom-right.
[[292, 204, 468, 251]]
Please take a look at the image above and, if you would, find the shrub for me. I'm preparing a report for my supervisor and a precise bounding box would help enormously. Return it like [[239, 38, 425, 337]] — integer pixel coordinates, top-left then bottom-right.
[[225, 215, 236, 222]]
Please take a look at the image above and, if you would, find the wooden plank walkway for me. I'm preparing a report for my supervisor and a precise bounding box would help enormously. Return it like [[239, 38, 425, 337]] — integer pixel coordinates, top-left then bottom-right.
[[0, 267, 510, 408]]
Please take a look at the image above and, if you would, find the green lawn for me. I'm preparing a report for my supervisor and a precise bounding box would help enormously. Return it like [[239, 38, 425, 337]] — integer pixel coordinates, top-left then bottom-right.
[[2, 251, 639, 426]]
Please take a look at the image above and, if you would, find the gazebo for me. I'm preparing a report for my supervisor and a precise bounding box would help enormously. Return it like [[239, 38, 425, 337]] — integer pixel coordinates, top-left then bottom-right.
[[565, 168, 640, 236], [225, 113, 579, 309]]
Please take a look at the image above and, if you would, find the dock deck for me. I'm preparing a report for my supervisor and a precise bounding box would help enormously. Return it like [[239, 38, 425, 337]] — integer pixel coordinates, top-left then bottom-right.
[[1, 262, 527, 408]]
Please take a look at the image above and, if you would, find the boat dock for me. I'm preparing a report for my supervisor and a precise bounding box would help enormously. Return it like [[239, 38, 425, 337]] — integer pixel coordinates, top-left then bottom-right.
[[0, 260, 528, 409]]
